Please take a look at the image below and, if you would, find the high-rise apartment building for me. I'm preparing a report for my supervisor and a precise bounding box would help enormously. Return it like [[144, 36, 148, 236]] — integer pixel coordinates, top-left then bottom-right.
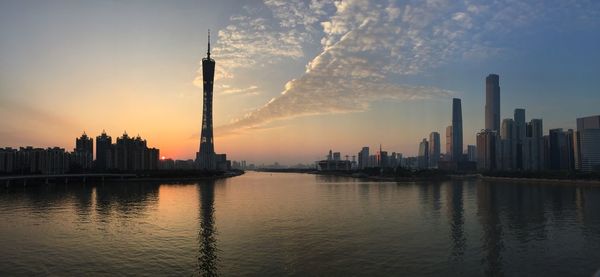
[[429, 132, 440, 168], [446, 125, 453, 161], [574, 115, 600, 172], [418, 138, 429, 169]]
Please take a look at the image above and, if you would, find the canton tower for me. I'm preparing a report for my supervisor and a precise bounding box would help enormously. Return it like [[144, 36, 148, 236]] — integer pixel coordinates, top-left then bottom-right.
[[196, 30, 216, 170]]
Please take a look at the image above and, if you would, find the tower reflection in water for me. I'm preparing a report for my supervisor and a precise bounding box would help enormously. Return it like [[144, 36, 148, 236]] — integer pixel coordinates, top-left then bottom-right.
[[197, 180, 218, 276]]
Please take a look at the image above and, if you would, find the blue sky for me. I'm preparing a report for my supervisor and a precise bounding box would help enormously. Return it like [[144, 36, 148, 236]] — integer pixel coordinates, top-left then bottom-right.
[[0, 0, 599, 164]]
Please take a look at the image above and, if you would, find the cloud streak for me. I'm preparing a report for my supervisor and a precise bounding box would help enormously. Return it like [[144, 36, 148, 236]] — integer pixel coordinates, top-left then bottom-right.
[[198, 0, 600, 135]]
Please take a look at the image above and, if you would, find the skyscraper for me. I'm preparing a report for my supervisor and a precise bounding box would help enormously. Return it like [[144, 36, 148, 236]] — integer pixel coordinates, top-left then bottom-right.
[[485, 74, 500, 132], [524, 118, 544, 171], [418, 138, 429, 169], [514, 108, 526, 170], [574, 115, 600, 172], [452, 98, 463, 162], [445, 125, 453, 161], [197, 31, 216, 170], [477, 130, 498, 171], [500, 118, 515, 170], [358, 147, 369, 169], [429, 132, 440, 168]]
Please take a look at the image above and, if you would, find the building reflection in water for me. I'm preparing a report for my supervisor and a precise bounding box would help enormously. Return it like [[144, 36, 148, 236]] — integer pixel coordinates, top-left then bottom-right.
[[197, 179, 218, 277], [447, 180, 466, 262], [476, 182, 504, 276]]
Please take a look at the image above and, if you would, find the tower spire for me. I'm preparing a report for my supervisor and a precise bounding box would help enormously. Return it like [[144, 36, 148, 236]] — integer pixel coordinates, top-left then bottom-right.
[[207, 29, 211, 59]]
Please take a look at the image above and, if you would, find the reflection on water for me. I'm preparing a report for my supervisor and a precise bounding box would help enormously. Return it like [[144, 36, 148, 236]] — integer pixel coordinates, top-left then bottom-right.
[[198, 180, 218, 276], [1, 172, 600, 276]]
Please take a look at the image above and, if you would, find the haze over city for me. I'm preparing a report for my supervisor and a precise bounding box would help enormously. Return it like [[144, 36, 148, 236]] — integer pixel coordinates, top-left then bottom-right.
[[1, 0, 599, 165]]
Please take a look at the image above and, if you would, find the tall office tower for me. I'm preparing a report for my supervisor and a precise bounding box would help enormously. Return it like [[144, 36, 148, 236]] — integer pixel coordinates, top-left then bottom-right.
[[548, 128, 575, 171], [445, 125, 453, 161], [476, 130, 498, 171], [429, 132, 440, 168], [197, 31, 217, 170], [74, 132, 93, 169], [452, 98, 463, 162], [524, 119, 544, 171], [514, 109, 526, 170], [574, 115, 600, 172], [500, 118, 516, 170], [485, 74, 501, 132], [95, 130, 112, 170], [418, 138, 429, 169], [467, 145, 477, 162], [358, 147, 369, 169]]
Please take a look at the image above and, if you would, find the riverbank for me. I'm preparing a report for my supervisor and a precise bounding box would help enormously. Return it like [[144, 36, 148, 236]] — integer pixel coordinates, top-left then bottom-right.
[[311, 171, 600, 185], [480, 175, 600, 186], [1, 170, 245, 187]]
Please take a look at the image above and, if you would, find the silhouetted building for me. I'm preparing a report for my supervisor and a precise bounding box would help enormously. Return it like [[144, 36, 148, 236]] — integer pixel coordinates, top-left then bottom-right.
[[548, 128, 575, 171], [467, 145, 477, 162], [197, 31, 217, 170], [429, 132, 440, 168], [418, 138, 429, 169], [358, 147, 369, 169], [445, 125, 453, 161], [477, 130, 498, 171], [73, 132, 93, 169], [574, 115, 600, 172], [514, 109, 526, 170], [107, 132, 160, 171], [500, 118, 516, 170], [485, 74, 501, 132], [524, 118, 544, 171], [215, 154, 230, 171], [95, 130, 112, 170], [10, 146, 70, 174], [0, 148, 17, 173], [452, 98, 463, 162]]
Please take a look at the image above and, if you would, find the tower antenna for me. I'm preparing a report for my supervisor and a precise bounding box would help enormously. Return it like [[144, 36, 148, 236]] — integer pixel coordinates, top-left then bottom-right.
[[207, 29, 211, 59]]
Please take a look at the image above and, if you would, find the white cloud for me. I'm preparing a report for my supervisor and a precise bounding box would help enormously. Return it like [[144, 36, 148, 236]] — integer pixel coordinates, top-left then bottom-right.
[[194, 0, 600, 135]]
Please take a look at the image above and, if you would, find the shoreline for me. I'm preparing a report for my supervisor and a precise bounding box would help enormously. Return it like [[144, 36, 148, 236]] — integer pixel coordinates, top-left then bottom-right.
[[309, 171, 600, 185], [1, 170, 245, 187]]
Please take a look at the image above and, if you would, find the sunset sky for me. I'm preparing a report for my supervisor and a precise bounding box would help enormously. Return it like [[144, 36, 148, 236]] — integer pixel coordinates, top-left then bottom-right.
[[1, 0, 599, 165]]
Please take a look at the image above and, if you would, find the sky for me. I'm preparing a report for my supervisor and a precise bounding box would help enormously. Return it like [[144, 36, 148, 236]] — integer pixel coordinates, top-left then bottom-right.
[[0, 0, 599, 165]]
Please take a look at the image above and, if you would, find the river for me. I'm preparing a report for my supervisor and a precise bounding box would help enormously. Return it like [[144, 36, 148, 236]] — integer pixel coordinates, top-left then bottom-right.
[[1, 171, 599, 276]]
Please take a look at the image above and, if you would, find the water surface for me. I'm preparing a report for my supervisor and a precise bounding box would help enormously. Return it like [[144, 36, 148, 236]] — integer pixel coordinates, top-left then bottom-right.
[[1, 172, 600, 276]]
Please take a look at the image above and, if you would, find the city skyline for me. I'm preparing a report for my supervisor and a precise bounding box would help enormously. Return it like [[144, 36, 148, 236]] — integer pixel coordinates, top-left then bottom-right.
[[1, 1, 599, 164]]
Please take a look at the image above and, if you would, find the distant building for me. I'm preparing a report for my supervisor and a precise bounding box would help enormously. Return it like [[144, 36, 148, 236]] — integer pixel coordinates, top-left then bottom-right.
[[0, 148, 17, 173], [514, 109, 526, 170], [500, 118, 516, 171], [333, 152, 341, 161], [452, 98, 463, 162], [547, 128, 575, 171], [445, 125, 453, 161], [95, 131, 112, 170], [523, 118, 544, 171], [358, 147, 369, 169], [73, 132, 93, 169], [485, 74, 501, 132], [477, 130, 499, 171], [467, 145, 477, 162], [429, 132, 440, 168], [418, 138, 429, 169], [574, 115, 600, 172]]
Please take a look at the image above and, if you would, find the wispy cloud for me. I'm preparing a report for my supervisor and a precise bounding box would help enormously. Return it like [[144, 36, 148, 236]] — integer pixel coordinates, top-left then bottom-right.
[[195, 0, 600, 136]]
